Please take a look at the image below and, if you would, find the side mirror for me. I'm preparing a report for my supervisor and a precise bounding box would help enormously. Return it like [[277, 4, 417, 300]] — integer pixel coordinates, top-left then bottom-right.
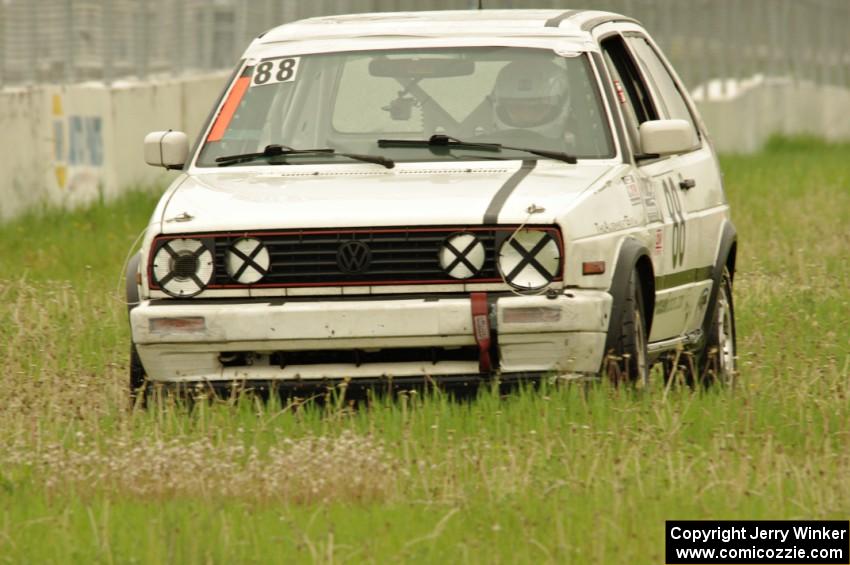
[[144, 130, 189, 169], [639, 120, 697, 156]]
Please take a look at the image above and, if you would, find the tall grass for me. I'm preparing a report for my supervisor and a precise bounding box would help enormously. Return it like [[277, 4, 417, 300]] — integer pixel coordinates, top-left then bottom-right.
[[0, 139, 848, 563]]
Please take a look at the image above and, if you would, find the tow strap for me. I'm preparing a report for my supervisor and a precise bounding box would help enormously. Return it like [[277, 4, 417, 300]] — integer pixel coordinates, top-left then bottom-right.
[[470, 292, 492, 373]]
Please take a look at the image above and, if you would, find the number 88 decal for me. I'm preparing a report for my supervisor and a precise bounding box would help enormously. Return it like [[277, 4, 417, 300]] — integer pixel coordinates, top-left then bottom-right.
[[252, 57, 300, 87], [663, 179, 686, 268]]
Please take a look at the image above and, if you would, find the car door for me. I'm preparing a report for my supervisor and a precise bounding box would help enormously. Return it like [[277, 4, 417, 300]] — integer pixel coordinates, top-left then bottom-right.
[[623, 32, 726, 337], [598, 29, 711, 342]]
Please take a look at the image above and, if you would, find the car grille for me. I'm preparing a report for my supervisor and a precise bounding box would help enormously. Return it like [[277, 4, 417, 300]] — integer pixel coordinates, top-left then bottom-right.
[[151, 226, 563, 289]]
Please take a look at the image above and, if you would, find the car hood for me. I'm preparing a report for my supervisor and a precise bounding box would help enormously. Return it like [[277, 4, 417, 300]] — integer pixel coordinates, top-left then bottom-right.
[[160, 161, 618, 233]]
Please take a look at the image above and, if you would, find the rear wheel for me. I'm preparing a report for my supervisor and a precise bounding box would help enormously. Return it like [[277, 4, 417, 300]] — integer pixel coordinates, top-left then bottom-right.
[[605, 268, 649, 387], [701, 267, 736, 386], [666, 267, 736, 387]]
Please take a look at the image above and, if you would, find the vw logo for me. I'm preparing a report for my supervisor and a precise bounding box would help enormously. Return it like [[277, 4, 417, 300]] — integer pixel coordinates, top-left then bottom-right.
[[336, 240, 371, 274]]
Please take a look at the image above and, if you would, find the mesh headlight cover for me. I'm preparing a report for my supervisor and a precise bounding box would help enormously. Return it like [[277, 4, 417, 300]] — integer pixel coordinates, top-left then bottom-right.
[[439, 233, 485, 279], [498, 229, 561, 290], [225, 238, 270, 284], [152, 238, 214, 297]]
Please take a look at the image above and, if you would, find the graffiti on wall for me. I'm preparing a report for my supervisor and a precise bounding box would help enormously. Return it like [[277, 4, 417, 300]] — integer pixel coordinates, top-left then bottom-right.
[[52, 94, 104, 193]]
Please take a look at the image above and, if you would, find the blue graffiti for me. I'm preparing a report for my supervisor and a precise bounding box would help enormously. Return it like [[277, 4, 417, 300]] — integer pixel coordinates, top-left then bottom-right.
[[68, 116, 103, 166]]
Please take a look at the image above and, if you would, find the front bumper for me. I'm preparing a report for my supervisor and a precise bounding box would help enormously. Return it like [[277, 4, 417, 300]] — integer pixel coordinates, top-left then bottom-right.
[[130, 291, 612, 383]]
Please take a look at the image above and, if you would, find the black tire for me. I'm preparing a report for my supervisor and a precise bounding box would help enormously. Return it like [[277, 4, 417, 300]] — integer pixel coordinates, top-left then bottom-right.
[[605, 268, 649, 387], [699, 267, 736, 386], [129, 344, 148, 407], [665, 267, 736, 387]]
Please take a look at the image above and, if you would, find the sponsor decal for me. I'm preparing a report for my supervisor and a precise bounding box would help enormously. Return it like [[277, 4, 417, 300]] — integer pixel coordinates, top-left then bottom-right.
[[654, 228, 664, 255], [655, 295, 683, 315], [623, 174, 642, 205], [613, 80, 627, 104], [594, 215, 639, 234], [642, 180, 663, 223], [474, 314, 490, 341]]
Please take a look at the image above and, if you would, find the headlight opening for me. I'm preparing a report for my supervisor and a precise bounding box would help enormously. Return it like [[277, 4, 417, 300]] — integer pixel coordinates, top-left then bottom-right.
[[225, 238, 270, 284], [152, 238, 214, 297], [439, 233, 486, 279], [497, 229, 562, 290]]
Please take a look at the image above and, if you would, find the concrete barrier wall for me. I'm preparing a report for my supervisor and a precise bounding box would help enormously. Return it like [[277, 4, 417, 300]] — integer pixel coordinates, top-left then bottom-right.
[[0, 72, 229, 222], [695, 78, 850, 154], [1, 73, 849, 222]]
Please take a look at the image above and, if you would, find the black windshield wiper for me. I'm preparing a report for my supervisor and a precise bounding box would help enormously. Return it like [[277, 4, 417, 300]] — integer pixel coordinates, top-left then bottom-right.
[[377, 134, 577, 164], [215, 144, 394, 168]]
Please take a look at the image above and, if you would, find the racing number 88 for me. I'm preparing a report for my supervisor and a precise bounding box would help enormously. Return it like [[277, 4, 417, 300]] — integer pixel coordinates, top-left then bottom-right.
[[253, 58, 297, 86], [663, 179, 686, 268]]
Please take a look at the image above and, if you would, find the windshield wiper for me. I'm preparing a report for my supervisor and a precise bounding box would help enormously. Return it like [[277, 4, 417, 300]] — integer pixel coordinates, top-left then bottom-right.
[[215, 144, 394, 169], [377, 134, 577, 164]]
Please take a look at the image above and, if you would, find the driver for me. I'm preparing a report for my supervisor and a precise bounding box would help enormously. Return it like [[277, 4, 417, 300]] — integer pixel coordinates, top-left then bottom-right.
[[486, 60, 572, 147]]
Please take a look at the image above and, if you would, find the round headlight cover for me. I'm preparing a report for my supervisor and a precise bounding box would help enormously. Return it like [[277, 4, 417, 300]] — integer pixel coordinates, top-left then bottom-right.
[[225, 238, 270, 284], [498, 229, 561, 290], [439, 233, 485, 279], [152, 238, 214, 297]]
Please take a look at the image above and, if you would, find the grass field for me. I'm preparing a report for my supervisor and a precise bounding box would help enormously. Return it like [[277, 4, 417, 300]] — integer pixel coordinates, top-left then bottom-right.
[[0, 138, 848, 563]]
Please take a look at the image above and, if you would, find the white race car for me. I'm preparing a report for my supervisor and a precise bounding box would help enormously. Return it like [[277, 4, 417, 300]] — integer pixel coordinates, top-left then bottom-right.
[[128, 9, 737, 396]]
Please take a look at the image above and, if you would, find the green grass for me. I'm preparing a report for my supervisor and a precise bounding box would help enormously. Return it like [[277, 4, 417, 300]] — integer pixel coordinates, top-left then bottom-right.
[[0, 139, 848, 563]]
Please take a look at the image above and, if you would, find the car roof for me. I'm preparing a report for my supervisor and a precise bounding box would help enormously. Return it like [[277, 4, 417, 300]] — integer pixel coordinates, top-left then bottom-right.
[[255, 9, 640, 45]]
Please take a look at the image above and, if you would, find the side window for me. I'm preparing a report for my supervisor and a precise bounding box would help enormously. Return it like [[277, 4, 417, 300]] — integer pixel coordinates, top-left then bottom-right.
[[626, 35, 700, 146], [600, 35, 658, 153]]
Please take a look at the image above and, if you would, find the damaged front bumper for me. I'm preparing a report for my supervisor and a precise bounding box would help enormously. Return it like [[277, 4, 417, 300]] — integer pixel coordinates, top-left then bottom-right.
[[129, 290, 612, 383]]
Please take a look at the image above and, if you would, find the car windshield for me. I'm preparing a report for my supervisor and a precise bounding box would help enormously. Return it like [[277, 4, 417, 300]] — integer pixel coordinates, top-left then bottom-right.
[[196, 46, 615, 167]]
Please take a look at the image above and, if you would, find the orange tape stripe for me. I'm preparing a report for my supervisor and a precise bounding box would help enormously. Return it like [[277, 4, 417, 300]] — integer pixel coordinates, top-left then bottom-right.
[[207, 76, 250, 142]]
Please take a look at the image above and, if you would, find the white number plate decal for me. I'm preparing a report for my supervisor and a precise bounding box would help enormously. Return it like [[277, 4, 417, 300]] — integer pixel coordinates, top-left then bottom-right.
[[251, 57, 300, 87]]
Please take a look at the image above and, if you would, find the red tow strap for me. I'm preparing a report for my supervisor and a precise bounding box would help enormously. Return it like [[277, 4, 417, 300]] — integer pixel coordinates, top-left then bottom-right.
[[470, 292, 492, 373]]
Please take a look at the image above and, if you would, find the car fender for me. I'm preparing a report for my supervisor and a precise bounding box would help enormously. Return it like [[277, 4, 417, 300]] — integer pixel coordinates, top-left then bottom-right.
[[604, 236, 655, 355]]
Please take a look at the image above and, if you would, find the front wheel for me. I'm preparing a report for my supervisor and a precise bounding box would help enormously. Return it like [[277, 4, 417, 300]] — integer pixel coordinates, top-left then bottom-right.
[[605, 268, 649, 387]]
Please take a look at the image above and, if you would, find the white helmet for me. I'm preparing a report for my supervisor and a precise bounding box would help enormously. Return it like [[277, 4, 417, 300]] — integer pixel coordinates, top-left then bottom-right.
[[490, 60, 569, 129]]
